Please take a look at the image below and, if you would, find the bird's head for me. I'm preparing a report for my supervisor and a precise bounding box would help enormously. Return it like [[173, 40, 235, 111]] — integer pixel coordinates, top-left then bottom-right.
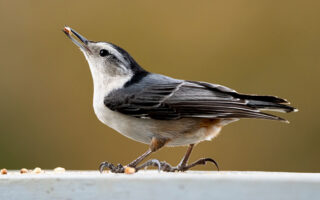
[[63, 26, 146, 91]]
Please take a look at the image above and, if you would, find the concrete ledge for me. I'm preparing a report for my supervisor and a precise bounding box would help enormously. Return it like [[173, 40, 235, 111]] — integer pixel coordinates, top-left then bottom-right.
[[1, 171, 320, 200]]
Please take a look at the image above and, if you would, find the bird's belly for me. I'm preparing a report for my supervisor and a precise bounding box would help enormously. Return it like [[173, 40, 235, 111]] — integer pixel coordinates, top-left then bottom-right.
[[166, 118, 239, 146], [93, 102, 238, 147], [93, 103, 201, 146]]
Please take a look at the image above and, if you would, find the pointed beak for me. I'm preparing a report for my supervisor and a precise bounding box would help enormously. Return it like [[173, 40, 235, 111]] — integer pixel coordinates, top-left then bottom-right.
[[63, 26, 91, 53]]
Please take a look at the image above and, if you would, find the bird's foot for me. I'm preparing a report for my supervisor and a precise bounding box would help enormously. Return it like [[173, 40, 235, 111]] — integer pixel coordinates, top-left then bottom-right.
[[99, 157, 219, 173], [137, 158, 219, 172], [99, 160, 160, 174], [176, 157, 219, 172], [99, 161, 126, 173]]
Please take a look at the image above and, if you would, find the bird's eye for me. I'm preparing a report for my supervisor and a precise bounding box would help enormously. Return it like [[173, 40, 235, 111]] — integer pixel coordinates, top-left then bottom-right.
[[99, 49, 110, 57]]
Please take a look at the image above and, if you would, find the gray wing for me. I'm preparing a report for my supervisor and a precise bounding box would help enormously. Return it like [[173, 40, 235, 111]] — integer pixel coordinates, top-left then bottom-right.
[[104, 74, 295, 121]]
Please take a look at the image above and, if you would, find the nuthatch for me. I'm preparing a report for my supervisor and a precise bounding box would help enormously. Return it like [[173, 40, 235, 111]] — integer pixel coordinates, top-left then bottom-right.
[[63, 26, 297, 173]]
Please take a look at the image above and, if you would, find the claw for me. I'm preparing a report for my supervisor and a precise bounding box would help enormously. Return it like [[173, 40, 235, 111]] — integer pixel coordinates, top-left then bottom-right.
[[160, 161, 175, 172], [204, 158, 219, 171], [99, 161, 114, 173], [136, 159, 162, 172], [99, 161, 125, 173], [99, 163, 104, 173], [180, 157, 219, 172], [116, 163, 124, 169], [154, 160, 162, 172]]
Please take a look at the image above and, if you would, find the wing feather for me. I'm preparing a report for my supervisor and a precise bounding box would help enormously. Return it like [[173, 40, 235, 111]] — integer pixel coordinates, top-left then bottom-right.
[[104, 78, 292, 121]]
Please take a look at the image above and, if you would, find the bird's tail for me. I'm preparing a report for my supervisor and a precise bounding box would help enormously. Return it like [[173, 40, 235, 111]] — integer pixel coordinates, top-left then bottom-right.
[[235, 94, 298, 122]]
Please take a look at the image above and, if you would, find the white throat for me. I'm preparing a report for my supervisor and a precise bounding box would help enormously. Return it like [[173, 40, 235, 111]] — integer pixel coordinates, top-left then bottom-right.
[[83, 53, 132, 122], [83, 53, 132, 96]]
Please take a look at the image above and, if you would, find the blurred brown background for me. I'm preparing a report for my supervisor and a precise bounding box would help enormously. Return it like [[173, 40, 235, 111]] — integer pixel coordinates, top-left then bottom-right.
[[0, 0, 319, 172]]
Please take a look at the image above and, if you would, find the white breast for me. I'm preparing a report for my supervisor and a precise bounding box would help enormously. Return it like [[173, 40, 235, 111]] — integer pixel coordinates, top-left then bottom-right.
[[93, 99, 155, 144], [91, 74, 157, 144]]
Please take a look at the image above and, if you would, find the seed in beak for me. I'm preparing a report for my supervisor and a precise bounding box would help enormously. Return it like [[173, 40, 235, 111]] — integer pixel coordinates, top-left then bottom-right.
[[64, 26, 72, 35]]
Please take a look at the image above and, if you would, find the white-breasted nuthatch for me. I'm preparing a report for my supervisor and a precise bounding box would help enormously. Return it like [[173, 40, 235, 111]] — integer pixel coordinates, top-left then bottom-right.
[[63, 26, 297, 173]]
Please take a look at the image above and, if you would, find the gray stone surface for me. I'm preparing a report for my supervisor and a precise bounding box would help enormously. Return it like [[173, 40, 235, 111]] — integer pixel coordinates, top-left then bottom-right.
[[0, 170, 320, 200]]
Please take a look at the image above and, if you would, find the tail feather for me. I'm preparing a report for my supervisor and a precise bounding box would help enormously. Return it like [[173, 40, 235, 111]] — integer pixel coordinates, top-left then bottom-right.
[[233, 93, 297, 123], [191, 81, 297, 122], [225, 111, 288, 122], [233, 93, 289, 104], [246, 100, 296, 113]]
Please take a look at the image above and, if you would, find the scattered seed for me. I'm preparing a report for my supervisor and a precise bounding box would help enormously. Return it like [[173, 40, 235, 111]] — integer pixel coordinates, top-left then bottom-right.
[[20, 168, 28, 174], [124, 166, 136, 174], [54, 167, 65, 173], [64, 27, 72, 35], [0, 168, 7, 175], [33, 167, 42, 174]]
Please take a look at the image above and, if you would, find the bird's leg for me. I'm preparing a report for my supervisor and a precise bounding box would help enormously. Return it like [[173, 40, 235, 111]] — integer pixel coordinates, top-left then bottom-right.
[[172, 143, 219, 172], [99, 137, 168, 173], [135, 144, 195, 172], [126, 149, 152, 168], [139, 144, 219, 172], [177, 143, 195, 169]]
